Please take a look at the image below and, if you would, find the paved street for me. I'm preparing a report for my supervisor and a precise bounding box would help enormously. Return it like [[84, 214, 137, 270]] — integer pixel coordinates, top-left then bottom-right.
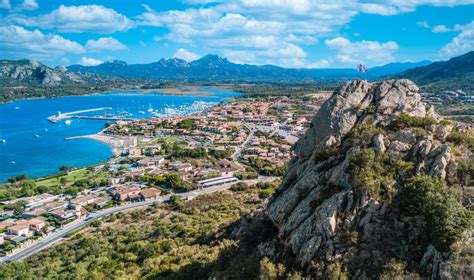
[[0, 176, 276, 264], [231, 123, 255, 161]]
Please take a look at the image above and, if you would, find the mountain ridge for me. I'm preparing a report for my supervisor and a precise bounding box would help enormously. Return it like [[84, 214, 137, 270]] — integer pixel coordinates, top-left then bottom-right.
[[394, 51, 474, 93], [67, 54, 432, 81]]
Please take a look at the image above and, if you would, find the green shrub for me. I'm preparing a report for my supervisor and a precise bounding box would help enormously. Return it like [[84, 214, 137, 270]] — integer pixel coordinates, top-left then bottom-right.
[[259, 188, 275, 199], [259, 257, 286, 279], [345, 124, 385, 146], [458, 158, 474, 177], [446, 131, 474, 148], [168, 195, 185, 210], [349, 148, 395, 200], [380, 259, 408, 280], [230, 182, 249, 192], [247, 158, 287, 176], [327, 261, 348, 280], [234, 168, 259, 180], [397, 176, 473, 251], [388, 114, 436, 130], [439, 119, 452, 126]]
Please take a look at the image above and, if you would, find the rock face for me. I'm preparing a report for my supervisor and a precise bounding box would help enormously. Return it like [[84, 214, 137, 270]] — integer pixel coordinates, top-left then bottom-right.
[[261, 79, 472, 278], [0, 59, 82, 86], [293, 79, 435, 159]]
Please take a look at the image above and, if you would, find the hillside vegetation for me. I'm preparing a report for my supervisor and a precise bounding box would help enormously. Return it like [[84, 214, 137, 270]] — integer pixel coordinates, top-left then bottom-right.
[[395, 51, 474, 93]]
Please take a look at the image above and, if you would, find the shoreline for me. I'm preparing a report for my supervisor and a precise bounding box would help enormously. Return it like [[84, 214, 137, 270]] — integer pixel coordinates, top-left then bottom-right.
[[1, 86, 235, 104], [65, 131, 124, 157], [1, 89, 239, 182]]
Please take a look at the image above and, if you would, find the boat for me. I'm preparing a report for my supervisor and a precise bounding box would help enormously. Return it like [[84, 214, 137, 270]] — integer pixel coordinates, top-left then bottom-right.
[[65, 120, 72, 125], [34, 134, 40, 138], [44, 128, 48, 132], [11, 161, 16, 164], [14, 107, 20, 110], [0, 139, 5, 143]]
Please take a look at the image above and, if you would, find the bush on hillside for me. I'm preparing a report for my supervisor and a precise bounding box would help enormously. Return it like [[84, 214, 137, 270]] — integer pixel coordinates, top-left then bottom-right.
[[397, 176, 473, 251], [388, 114, 436, 130]]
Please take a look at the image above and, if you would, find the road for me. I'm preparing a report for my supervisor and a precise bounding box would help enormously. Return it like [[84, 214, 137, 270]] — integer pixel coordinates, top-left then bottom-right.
[[0, 176, 276, 264], [231, 123, 255, 161]]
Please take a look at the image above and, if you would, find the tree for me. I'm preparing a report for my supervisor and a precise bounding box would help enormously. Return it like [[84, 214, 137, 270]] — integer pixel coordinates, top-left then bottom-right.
[[165, 173, 182, 189], [176, 119, 195, 129], [60, 177, 68, 186], [5, 200, 27, 214], [7, 174, 28, 183], [168, 195, 184, 210], [59, 165, 72, 172], [398, 176, 473, 251]]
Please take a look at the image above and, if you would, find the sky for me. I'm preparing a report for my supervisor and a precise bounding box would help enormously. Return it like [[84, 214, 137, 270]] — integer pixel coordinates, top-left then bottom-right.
[[0, 0, 473, 68]]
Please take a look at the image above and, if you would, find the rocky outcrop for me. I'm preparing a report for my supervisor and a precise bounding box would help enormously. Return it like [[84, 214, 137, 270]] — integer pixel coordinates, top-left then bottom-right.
[[0, 59, 82, 86], [293, 79, 436, 159], [259, 79, 472, 278]]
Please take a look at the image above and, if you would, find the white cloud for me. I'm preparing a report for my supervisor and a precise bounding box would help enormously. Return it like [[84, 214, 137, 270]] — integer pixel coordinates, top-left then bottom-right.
[[359, 3, 399, 15], [86, 37, 127, 51], [0, 25, 85, 61], [287, 34, 318, 44], [325, 37, 399, 66], [15, 5, 135, 33], [137, 5, 315, 66], [21, 0, 38, 11], [137, 1, 471, 67], [440, 21, 474, 58], [180, 0, 224, 4], [0, 0, 10, 9], [79, 57, 103, 66], [417, 21, 458, 33], [417, 21, 431, 29], [432, 25, 452, 33], [173, 48, 201, 61]]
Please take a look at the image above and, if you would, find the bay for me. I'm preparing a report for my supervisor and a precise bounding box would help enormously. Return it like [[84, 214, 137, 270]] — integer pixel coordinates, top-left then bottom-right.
[[0, 88, 239, 182]]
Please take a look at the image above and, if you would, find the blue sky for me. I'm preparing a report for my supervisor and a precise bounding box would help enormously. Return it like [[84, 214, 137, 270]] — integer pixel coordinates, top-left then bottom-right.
[[1, 0, 473, 68]]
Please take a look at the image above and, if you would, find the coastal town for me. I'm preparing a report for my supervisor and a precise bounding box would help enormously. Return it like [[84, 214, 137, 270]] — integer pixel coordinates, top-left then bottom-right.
[[0, 93, 328, 258]]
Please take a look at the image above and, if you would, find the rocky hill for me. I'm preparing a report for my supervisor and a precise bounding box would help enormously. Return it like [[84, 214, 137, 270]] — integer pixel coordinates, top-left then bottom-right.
[[0, 59, 83, 86], [223, 79, 473, 279], [0, 60, 139, 103]]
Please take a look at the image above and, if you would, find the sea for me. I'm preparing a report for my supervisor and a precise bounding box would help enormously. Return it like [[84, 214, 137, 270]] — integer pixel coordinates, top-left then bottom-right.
[[0, 88, 239, 183]]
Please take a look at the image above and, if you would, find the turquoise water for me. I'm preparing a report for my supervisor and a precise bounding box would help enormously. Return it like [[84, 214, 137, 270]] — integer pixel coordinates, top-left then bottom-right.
[[0, 88, 239, 182]]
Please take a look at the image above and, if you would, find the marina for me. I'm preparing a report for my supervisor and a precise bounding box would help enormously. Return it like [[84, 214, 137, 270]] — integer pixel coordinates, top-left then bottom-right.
[[0, 89, 239, 182], [47, 107, 113, 123]]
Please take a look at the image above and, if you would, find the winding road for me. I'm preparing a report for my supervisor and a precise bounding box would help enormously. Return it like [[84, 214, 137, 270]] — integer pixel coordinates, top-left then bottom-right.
[[0, 176, 276, 264]]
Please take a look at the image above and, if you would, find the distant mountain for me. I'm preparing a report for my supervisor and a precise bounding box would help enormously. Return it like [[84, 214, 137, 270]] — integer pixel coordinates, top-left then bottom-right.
[[369, 60, 431, 77], [0, 59, 83, 86], [394, 51, 474, 93], [0, 59, 130, 103], [68, 54, 429, 81]]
